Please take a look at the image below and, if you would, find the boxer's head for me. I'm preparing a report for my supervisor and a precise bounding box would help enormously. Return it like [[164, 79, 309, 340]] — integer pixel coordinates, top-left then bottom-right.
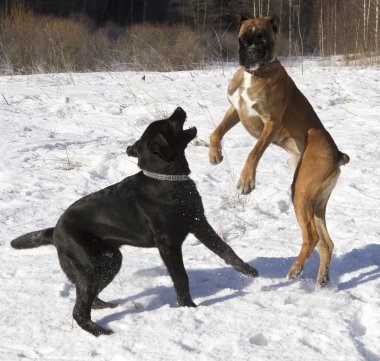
[[238, 16, 278, 72]]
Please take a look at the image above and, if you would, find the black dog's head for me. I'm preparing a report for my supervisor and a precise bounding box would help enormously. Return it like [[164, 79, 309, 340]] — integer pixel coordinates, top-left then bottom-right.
[[238, 16, 278, 71], [126, 107, 197, 175]]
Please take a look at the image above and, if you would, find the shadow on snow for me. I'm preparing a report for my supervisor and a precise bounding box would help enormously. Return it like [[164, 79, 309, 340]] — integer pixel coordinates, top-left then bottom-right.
[[253, 243, 380, 291], [95, 243, 379, 328], [98, 264, 253, 328]]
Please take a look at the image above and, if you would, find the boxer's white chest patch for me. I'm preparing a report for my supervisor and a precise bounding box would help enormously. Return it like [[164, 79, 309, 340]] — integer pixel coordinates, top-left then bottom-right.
[[229, 72, 260, 118]]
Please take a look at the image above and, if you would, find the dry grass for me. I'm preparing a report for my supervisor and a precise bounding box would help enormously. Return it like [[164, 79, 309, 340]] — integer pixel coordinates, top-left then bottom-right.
[[0, 4, 237, 74], [3, 3, 376, 75], [0, 7, 97, 73]]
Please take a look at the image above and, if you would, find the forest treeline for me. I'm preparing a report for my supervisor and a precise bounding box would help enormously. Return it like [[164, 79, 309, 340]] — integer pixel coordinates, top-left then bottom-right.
[[0, 0, 379, 74]]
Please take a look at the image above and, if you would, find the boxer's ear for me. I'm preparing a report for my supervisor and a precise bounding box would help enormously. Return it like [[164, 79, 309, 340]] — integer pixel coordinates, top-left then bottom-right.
[[239, 15, 249, 30], [268, 15, 279, 34]]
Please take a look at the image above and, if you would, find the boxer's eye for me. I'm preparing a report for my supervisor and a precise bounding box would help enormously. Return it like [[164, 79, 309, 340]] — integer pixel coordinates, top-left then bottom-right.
[[239, 34, 253, 47], [255, 31, 263, 40], [254, 30, 267, 44]]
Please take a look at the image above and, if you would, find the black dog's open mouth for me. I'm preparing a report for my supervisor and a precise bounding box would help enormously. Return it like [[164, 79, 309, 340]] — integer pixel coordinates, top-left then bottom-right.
[[184, 126, 197, 138], [181, 126, 197, 144]]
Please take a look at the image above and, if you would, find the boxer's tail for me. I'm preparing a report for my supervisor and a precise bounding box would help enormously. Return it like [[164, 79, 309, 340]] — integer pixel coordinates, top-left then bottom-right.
[[11, 228, 54, 249], [338, 152, 350, 166]]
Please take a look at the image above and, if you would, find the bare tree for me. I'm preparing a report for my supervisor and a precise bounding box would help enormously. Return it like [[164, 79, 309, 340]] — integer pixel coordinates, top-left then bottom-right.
[[295, 0, 303, 72], [279, 0, 283, 35], [288, 0, 292, 58], [376, 0, 379, 53], [333, 0, 337, 55], [363, 0, 368, 51], [319, 0, 324, 56]]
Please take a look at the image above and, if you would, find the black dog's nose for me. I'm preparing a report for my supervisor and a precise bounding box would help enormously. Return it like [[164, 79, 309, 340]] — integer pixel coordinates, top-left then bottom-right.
[[126, 145, 136, 157], [171, 107, 186, 120]]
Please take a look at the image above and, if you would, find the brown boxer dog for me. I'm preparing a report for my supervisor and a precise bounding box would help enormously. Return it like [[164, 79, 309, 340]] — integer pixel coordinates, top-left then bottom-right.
[[209, 15, 349, 287]]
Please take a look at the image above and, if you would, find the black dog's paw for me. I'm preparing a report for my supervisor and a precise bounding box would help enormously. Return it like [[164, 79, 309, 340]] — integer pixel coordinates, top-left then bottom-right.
[[234, 263, 259, 278], [92, 297, 119, 310], [96, 327, 114, 337], [178, 298, 197, 308], [76, 318, 114, 337]]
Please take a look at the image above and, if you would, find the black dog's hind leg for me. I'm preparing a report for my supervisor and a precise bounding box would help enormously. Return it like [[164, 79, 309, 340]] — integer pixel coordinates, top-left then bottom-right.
[[158, 244, 196, 307], [73, 276, 113, 336], [92, 248, 122, 310], [92, 298, 119, 310], [192, 219, 259, 277], [57, 246, 122, 336]]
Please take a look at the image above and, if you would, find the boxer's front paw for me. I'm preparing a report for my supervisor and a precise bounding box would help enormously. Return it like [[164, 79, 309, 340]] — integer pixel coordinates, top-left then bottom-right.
[[287, 262, 304, 280], [237, 166, 256, 194], [209, 143, 223, 164]]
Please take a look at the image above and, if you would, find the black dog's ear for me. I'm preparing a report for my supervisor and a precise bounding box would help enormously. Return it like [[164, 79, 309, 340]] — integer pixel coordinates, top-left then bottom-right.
[[239, 15, 249, 30], [148, 133, 172, 161], [267, 15, 279, 34]]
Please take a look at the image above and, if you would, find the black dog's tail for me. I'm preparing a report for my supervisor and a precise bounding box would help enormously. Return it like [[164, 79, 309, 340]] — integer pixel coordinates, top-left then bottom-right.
[[11, 228, 54, 249]]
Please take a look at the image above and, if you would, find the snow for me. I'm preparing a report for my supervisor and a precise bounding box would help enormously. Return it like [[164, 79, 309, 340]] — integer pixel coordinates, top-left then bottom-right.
[[1, 60, 379, 361]]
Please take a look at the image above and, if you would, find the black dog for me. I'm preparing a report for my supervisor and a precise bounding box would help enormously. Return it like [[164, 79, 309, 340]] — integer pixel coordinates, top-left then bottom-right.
[[11, 107, 258, 337]]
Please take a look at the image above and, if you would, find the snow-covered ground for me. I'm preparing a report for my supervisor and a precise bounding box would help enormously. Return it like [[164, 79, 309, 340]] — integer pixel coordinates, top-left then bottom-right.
[[1, 60, 379, 361]]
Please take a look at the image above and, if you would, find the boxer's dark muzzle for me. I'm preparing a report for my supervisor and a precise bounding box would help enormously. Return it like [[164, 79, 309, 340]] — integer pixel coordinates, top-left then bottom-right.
[[237, 16, 278, 71], [238, 29, 275, 69]]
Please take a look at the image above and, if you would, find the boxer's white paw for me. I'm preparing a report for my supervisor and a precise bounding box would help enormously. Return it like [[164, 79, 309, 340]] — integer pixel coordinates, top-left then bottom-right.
[[237, 167, 256, 194]]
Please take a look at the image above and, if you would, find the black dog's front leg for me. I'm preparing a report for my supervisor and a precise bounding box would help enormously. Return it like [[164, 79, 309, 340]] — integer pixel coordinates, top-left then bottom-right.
[[192, 219, 259, 277], [158, 243, 196, 307]]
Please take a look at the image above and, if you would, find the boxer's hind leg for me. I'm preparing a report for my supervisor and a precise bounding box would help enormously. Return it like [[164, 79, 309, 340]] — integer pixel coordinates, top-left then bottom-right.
[[287, 147, 319, 280], [288, 129, 340, 285], [315, 209, 333, 287], [314, 171, 340, 287], [287, 195, 319, 280]]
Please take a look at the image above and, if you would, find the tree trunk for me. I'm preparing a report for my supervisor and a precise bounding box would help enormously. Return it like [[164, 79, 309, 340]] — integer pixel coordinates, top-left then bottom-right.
[[319, 0, 324, 56], [376, 0, 379, 53], [334, 0, 337, 55], [296, 0, 303, 73], [143, 0, 147, 23], [289, 0, 292, 58], [279, 0, 283, 35]]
